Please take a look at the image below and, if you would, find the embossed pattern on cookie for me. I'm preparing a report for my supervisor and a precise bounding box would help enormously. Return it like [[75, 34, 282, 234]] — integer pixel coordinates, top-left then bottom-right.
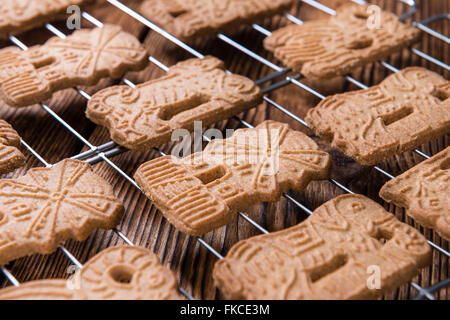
[[0, 246, 184, 300], [305, 67, 450, 166], [140, 0, 294, 42], [380, 147, 450, 241], [0, 24, 148, 108], [0, 120, 26, 175], [0, 0, 88, 39], [264, 4, 420, 79], [0, 159, 124, 265], [213, 194, 431, 300], [134, 121, 331, 235], [86, 56, 263, 151]]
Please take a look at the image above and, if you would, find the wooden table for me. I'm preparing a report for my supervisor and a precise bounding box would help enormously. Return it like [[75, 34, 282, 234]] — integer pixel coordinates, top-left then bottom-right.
[[0, 0, 448, 300]]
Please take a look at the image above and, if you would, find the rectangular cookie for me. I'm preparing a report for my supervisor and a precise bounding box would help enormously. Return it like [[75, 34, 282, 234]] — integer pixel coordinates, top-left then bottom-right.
[[134, 121, 331, 235], [0, 24, 149, 108], [0, 0, 89, 39], [86, 56, 263, 151], [380, 147, 449, 241], [213, 194, 431, 300], [264, 4, 420, 79], [139, 0, 294, 42], [0, 120, 26, 175], [305, 67, 450, 166], [0, 246, 184, 300], [0, 159, 124, 265]]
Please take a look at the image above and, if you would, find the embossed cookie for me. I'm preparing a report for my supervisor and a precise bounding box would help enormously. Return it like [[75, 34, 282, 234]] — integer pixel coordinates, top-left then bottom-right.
[[380, 147, 450, 241], [0, 120, 26, 175], [135, 121, 331, 235], [0, 0, 89, 39], [0, 159, 124, 265], [87, 56, 262, 151], [140, 0, 294, 42], [264, 4, 420, 79], [0, 24, 148, 108], [214, 194, 431, 300], [0, 246, 184, 300], [305, 67, 450, 166]]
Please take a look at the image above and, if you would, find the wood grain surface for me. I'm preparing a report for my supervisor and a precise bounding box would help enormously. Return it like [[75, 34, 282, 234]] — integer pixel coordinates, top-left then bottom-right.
[[0, 0, 448, 300]]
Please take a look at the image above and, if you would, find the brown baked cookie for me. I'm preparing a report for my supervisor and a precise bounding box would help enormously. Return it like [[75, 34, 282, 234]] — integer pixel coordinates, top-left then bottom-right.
[[0, 24, 148, 108], [139, 0, 294, 42], [0, 159, 124, 265], [214, 194, 431, 300], [0, 246, 184, 300], [264, 4, 420, 79], [305, 67, 450, 166], [86, 56, 263, 151], [0, 120, 26, 175], [135, 121, 331, 235], [0, 0, 89, 39], [380, 147, 449, 241]]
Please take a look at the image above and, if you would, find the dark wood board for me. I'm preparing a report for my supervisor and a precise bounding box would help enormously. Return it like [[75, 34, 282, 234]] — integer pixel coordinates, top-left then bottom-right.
[[0, 0, 448, 300]]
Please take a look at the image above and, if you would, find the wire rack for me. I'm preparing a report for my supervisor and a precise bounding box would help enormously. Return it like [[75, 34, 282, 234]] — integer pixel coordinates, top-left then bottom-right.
[[0, 0, 448, 300]]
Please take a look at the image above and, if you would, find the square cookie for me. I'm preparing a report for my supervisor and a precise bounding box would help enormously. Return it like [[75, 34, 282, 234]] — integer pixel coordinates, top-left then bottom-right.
[[306, 67, 450, 165], [135, 121, 331, 235], [264, 4, 420, 79], [214, 194, 431, 299], [380, 147, 449, 241]]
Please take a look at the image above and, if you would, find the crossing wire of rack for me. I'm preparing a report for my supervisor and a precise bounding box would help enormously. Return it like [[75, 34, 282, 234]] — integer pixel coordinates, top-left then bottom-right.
[[0, 0, 448, 300]]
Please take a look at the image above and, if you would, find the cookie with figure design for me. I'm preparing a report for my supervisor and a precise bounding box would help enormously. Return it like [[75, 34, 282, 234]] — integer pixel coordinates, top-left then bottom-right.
[[139, 0, 294, 42], [264, 4, 420, 79], [0, 0, 90, 39], [134, 120, 331, 235], [0, 159, 124, 265], [213, 194, 431, 300], [0, 246, 184, 300], [0, 120, 26, 175], [86, 56, 262, 151], [305, 67, 450, 166], [380, 147, 450, 241], [0, 24, 148, 108]]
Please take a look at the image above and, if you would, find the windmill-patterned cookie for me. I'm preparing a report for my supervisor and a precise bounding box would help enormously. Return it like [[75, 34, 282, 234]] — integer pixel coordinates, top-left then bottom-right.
[[0, 246, 184, 300], [380, 147, 450, 241], [213, 194, 431, 300], [0, 0, 89, 39], [0, 24, 148, 108], [135, 121, 331, 235], [264, 4, 420, 79], [86, 56, 262, 151], [0, 159, 124, 265], [140, 0, 294, 42], [305, 67, 450, 166], [0, 120, 26, 175]]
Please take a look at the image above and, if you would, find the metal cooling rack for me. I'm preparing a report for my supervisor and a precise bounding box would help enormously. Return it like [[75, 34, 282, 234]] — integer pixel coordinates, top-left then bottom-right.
[[0, 0, 448, 300]]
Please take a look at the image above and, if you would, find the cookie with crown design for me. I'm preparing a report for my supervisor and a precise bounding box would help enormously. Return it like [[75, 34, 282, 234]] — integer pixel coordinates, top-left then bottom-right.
[[0, 246, 184, 300], [0, 159, 124, 265], [0, 120, 25, 175], [0, 24, 148, 108], [0, 0, 89, 39], [305, 67, 450, 166], [264, 4, 420, 79], [86, 56, 262, 151], [140, 0, 294, 42], [134, 121, 331, 235], [380, 147, 450, 241], [213, 194, 431, 300]]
